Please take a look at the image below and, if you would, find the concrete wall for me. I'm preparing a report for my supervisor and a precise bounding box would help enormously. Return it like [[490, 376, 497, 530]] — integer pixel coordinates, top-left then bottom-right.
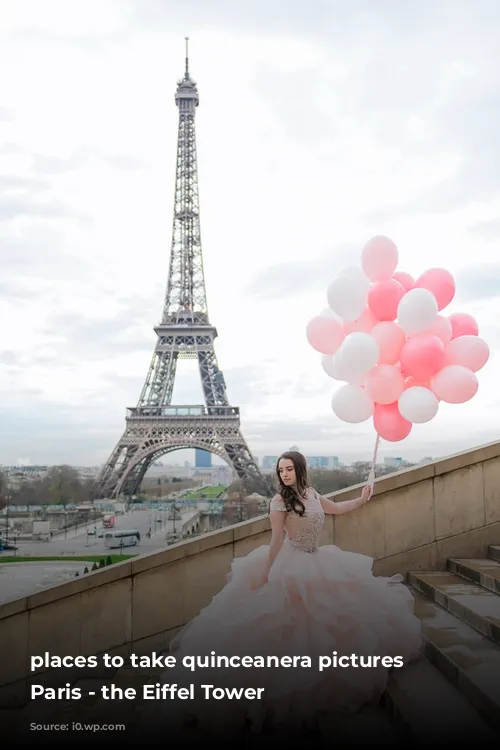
[[1, 440, 500, 707]]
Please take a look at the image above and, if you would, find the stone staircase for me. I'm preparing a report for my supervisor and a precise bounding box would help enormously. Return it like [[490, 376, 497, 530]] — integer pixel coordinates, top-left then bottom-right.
[[3, 546, 500, 745], [384, 544, 500, 746]]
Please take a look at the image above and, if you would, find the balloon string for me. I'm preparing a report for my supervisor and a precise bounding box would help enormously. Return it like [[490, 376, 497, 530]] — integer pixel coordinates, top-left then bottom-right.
[[367, 433, 380, 496]]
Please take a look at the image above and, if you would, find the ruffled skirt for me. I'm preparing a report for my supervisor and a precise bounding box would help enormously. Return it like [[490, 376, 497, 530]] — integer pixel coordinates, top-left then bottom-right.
[[148, 538, 423, 734]]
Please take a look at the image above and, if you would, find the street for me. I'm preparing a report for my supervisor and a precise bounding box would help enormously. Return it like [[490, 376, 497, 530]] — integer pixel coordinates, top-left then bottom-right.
[[9, 508, 171, 558], [0, 509, 176, 605]]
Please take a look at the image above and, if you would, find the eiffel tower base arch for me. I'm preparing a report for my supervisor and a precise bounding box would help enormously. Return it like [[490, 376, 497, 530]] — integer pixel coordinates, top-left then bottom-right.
[[94, 406, 271, 500]]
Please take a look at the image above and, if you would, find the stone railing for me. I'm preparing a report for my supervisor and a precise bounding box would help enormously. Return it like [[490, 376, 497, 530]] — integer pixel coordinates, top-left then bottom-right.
[[1, 440, 499, 706]]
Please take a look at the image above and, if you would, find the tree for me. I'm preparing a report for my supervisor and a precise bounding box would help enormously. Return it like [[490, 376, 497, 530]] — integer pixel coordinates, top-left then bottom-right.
[[228, 475, 274, 499], [47, 466, 81, 506], [5, 467, 93, 507], [308, 468, 368, 495]]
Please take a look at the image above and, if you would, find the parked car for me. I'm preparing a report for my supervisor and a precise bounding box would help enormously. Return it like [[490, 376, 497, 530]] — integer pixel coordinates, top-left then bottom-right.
[[0, 542, 18, 552]]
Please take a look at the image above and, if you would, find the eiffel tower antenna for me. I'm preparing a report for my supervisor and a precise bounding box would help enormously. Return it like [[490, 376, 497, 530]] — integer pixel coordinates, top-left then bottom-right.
[[93, 42, 269, 501]]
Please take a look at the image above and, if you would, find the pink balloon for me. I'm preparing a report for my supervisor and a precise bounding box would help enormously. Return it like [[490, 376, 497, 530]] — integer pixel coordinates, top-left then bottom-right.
[[373, 402, 412, 442], [424, 314, 453, 346], [343, 307, 377, 335], [361, 236, 399, 282], [448, 312, 479, 339], [431, 365, 478, 404], [306, 315, 345, 355], [371, 322, 406, 365], [415, 268, 455, 311], [445, 335, 490, 372], [400, 333, 445, 380], [367, 279, 405, 322], [366, 364, 404, 405], [392, 271, 414, 293]]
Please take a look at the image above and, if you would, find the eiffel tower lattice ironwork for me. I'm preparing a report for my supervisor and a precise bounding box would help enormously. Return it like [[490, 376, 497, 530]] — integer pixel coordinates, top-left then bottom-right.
[[93, 42, 268, 500]]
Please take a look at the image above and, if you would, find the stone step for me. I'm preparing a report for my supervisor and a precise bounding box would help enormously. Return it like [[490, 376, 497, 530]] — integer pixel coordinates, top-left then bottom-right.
[[411, 587, 500, 730], [489, 545, 500, 563], [449, 557, 500, 595], [409, 570, 500, 646], [384, 656, 499, 746]]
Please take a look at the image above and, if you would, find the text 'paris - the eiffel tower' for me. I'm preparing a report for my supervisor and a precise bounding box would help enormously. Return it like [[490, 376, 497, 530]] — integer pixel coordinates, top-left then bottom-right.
[[93, 42, 268, 500]]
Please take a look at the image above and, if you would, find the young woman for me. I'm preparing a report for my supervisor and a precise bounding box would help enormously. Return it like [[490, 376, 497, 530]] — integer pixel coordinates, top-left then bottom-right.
[[150, 450, 423, 736]]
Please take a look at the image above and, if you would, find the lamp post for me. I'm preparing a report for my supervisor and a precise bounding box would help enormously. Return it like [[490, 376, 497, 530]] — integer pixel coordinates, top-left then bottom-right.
[[5, 494, 10, 548]]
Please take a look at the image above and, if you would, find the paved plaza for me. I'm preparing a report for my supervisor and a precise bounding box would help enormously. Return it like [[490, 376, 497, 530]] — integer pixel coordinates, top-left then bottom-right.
[[0, 510, 171, 604]]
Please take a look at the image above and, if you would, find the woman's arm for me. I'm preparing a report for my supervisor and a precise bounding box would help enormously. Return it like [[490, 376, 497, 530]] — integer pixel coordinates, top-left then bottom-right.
[[319, 485, 371, 515], [262, 511, 286, 577], [253, 509, 286, 588]]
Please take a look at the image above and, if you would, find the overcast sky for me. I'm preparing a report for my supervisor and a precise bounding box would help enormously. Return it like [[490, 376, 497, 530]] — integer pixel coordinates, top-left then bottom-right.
[[1, 0, 499, 469]]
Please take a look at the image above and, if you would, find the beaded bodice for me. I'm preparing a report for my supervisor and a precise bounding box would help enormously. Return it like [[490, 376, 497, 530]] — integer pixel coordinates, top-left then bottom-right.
[[269, 487, 325, 553]]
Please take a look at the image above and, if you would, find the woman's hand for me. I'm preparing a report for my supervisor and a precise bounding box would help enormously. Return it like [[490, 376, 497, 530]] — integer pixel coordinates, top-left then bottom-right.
[[252, 571, 269, 589], [360, 485, 372, 504]]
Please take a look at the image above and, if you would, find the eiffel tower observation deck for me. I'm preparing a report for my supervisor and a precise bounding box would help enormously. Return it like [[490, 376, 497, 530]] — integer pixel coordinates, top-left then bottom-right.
[[92, 41, 269, 501]]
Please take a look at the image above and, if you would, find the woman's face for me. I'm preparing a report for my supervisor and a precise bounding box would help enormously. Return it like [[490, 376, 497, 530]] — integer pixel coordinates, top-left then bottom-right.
[[278, 458, 296, 486]]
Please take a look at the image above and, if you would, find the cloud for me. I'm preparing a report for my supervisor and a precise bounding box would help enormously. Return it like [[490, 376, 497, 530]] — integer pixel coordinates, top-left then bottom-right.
[[453, 263, 500, 304], [1, 229, 91, 281], [245, 244, 357, 299], [31, 148, 146, 175], [0, 193, 75, 221], [130, 0, 456, 41], [39, 306, 156, 363], [244, 415, 362, 444], [0, 352, 17, 366], [0, 278, 37, 302], [0, 106, 14, 122], [0, 143, 22, 154], [469, 217, 500, 240], [0, 168, 83, 222]]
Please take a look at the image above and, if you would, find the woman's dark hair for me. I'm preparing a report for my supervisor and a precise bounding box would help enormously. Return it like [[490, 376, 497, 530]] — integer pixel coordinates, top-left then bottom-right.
[[274, 451, 310, 516]]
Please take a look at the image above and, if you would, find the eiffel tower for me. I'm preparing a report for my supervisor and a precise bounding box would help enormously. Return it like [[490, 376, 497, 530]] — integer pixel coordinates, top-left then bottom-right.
[[93, 41, 269, 501]]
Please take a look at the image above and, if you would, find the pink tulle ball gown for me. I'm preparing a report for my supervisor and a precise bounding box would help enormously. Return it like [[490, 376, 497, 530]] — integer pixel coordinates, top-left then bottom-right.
[[146, 487, 423, 736]]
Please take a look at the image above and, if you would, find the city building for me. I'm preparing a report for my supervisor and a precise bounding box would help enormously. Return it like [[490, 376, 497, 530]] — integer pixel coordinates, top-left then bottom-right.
[[195, 449, 212, 468], [262, 456, 279, 470], [307, 456, 340, 470], [384, 457, 404, 469], [261, 455, 341, 472]]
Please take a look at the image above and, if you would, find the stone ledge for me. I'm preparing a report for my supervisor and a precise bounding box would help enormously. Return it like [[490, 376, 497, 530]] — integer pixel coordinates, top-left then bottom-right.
[[0, 597, 28, 621], [130, 526, 235, 574], [0, 560, 134, 622], [26, 559, 133, 610], [233, 516, 269, 541]]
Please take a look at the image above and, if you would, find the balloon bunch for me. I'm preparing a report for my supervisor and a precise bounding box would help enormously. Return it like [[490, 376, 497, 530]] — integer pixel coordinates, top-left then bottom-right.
[[306, 236, 490, 442]]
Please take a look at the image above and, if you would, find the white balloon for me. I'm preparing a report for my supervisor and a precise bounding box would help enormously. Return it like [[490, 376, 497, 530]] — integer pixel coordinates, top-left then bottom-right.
[[398, 386, 439, 424], [321, 353, 345, 380], [338, 332, 379, 381], [321, 352, 365, 384], [397, 288, 438, 336], [338, 266, 371, 293], [332, 384, 374, 423], [327, 275, 368, 322]]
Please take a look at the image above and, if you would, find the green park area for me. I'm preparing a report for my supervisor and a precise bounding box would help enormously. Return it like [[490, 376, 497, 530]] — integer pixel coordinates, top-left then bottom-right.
[[0, 554, 137, 564], [182, 484, 226, 499]]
